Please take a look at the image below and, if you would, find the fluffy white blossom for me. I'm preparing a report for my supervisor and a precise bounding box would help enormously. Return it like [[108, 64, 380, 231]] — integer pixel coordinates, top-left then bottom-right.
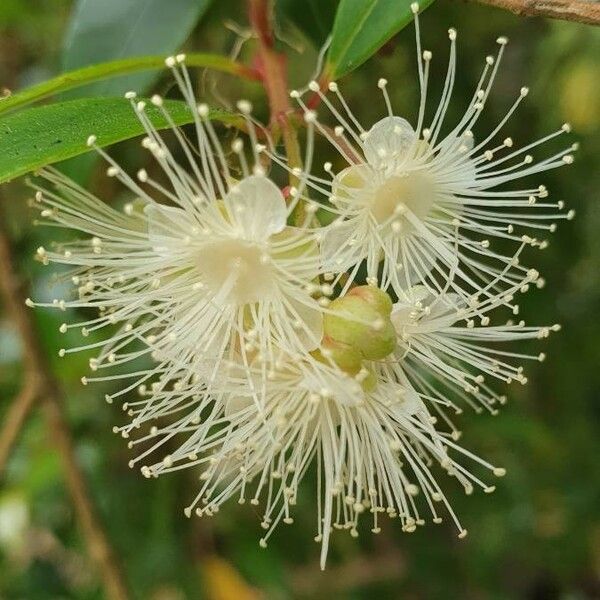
[[289, 4, 576, 301], [389, 281, 559, 425], [134, 352, 507, 568], [26, 15, 575, 568], [112, 277, 557, 569], [28, 55, 325, 403]]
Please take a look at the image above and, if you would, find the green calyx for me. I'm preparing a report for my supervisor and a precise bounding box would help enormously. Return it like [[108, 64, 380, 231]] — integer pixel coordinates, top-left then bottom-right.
[[323, 285, 396, 362], [311, 338, 378, 393], [313, 337, 363, 375], [346, 284, 393, 316]]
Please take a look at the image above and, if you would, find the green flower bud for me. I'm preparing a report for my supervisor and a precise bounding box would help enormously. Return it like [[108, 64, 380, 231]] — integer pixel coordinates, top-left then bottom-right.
[[324, 287, 396, 361], [347, 285, 393, 316], [362, 319, 396, 360], [311, 336, 362, 375], [355, 366, 377, 392]]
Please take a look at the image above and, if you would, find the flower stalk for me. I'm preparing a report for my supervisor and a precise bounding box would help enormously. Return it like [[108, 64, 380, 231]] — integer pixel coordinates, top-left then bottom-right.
[[248, 0, 303, 186]]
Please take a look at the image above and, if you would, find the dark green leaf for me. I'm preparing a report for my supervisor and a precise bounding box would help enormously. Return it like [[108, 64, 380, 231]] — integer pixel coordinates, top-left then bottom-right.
[[326, 0, 434, 79], [62, 0, 215, 96], [0, 54, 255, 117], [277, 0, 339, 47], [0, 98, 234, 184]]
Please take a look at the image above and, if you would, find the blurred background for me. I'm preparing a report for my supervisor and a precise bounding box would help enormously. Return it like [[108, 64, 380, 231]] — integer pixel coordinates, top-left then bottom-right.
[[0, 0, 599, 598]]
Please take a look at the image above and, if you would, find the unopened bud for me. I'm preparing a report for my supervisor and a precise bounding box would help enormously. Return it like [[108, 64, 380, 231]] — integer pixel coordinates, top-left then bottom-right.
[[357, 366, 377, 392], [312, 337, 362, 375], [324, 287, 396, 360], [347, 285, 393, 316]]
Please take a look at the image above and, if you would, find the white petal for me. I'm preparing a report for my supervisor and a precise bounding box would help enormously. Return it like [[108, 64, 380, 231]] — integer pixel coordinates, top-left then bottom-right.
[[427, 293, 462, 322], [332, 164, 374, 203], [144, 202, 190, 237], [377, 380, 423, 417], [398, 284, 430, 305], [224, 175, 287, 241], [438, 131, 477, 186], [302, 362, 364, 408], [285, 297, 323, 352], [363, 116, 416, 169], [391, 286, 430, 329], [390, 304, 413, 330], [395, 384, 423, 416], [144, 203, 192, 254], [321, 217, 368, 273]]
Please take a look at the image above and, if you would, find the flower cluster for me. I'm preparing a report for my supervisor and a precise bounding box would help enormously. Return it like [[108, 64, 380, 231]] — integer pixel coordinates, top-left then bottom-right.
[[28, 6, 574, 568]]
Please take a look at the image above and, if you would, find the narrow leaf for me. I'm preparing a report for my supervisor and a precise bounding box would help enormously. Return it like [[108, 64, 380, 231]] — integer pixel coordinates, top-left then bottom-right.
[[326, 0, 434, 79], [0, 54, 256, 117], [0, 98, 234, 184], [62, 0, 214, 96], [278, 0, 339, 47]]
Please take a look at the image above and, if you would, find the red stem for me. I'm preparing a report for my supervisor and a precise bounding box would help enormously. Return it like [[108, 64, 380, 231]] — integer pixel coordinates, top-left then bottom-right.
[[247, 0, 302, 178]]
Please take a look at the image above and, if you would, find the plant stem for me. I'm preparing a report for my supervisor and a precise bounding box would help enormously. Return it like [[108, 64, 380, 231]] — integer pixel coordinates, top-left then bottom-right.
[[247, 0, 303, 183], [465, 0, 600, 25], [0, 208, 130, 600], [0, 382, 37, 473]]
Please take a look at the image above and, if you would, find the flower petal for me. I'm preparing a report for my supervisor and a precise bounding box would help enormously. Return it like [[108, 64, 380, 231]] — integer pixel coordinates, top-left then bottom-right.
[[332, 164, 374, 205], [302, 362, 364, 408], [224, 394, 254, 417], [321, 217, 369, 273], [378, 380, 423, 417], [224, 175, 287, 241], [363, 116, 416, 169], [144, 202, 192, 253], [285, 297, 324, 352], [395, 384, 423, 416], [144, 201, 189, 233]]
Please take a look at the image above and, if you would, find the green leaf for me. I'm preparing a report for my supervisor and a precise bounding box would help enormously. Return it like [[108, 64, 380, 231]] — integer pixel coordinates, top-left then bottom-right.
[[62, 0, 215, 97], [0, 54, 255, 117], [326, 0, 434, 79], [0, 98, 234, 184], [277, 0, 339, 47]]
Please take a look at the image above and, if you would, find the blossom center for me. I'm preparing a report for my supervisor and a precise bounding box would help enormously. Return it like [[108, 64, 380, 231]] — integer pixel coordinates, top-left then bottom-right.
[[198, 239, 275, 304], [371, 172, 436, 226]]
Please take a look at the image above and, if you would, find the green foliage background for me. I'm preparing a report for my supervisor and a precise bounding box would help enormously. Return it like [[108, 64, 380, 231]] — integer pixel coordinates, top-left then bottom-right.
[[0, 0, 599, 598]]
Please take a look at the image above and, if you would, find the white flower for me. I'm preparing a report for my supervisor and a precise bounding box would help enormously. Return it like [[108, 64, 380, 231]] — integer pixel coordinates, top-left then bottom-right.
[[389, 281, 559, 428], [115, 275, 555, 566], [23, 27, 574, 565], [134, 354, 505, 569], [29, 55, 324, 402], [289, 6, 576, 301]]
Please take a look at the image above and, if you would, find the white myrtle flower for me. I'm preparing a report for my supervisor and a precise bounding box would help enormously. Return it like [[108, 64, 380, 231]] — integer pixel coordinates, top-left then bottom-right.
[[114, 274, 557, 566], [22, 15, 575, 566], [28, 55, 325, 402], [134, 354, 505, 569], [287, 4, 576, 300], [389, 280, 559, 431]]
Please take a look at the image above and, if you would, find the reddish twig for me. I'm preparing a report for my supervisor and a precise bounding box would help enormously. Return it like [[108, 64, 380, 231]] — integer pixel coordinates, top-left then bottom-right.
[[0, 208, 130, 600], [247, 0, 303, 177], [0, 381, 37, 472], [466, 0, 600, 25]]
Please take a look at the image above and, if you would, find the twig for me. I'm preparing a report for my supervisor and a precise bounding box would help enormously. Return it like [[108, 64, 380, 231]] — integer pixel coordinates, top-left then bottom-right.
[[0, 210, 130, 600], [465, 0, 600, 26], [248, 0, 309, 230], [0, 382, 37, 472], [248, 0, 303, 178], [41, 395, 130, 600]]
